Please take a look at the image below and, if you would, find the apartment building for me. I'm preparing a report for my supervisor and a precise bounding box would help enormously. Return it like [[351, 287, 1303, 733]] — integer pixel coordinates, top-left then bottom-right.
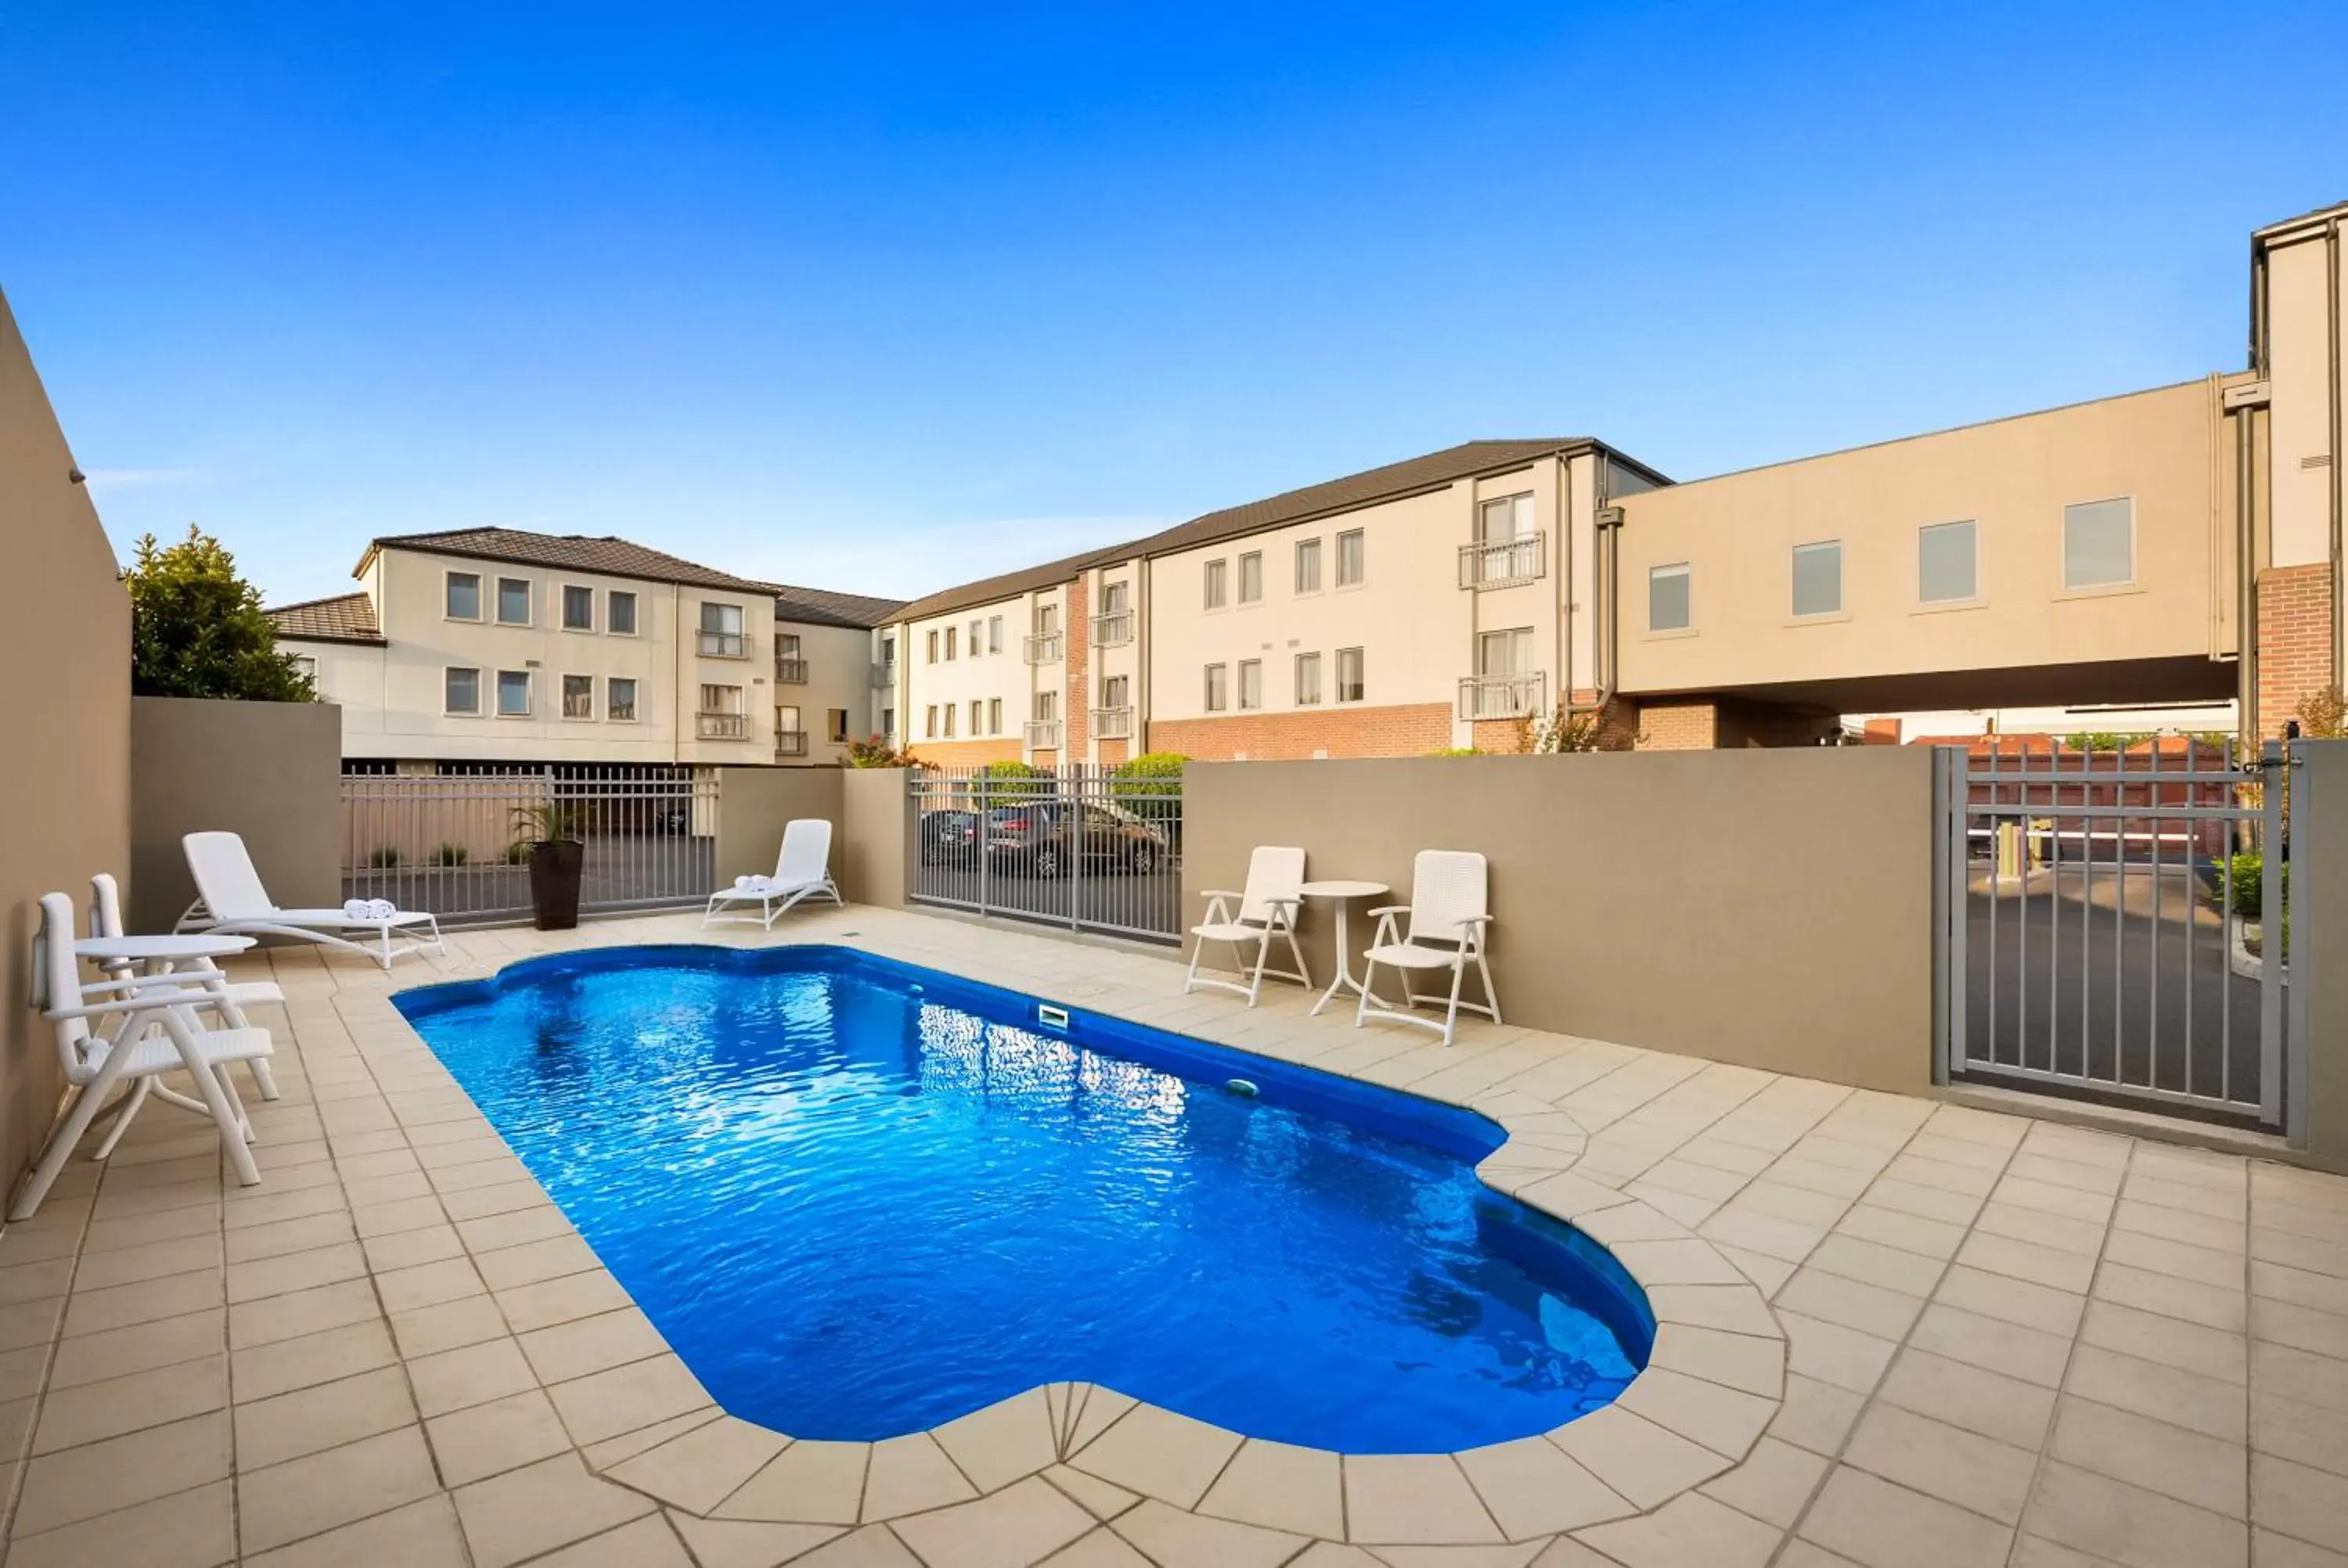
[[886, 200, 2346, 761], [270, 528, 903, 769]]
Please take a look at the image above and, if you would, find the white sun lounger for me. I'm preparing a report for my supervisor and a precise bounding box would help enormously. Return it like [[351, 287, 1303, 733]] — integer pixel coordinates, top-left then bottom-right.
[[178, 831, 445, 969], [1355, 849, 1500, 1048], [1183, 845, 1311, 1006], [704, 818, 843, 930], [12, 893, 275, 1220], [94, 871, 281, 1102]]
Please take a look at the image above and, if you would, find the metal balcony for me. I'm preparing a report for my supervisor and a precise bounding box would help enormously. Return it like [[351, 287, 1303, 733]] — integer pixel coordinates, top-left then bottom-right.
[[1456, 671, 1547, 721], [774, 729, 808, 758], [870, 661, 896, 689], [1458, 531, 1547, 589], [697, 630, 748, 659], [1024, 719, 1064, 750], [774, 656, 808, 685], [1023, 631, 1064, 665], [695, 711, 751, 739], [1089, 610, 1134, 648], [1090, 705, 1134, 740]]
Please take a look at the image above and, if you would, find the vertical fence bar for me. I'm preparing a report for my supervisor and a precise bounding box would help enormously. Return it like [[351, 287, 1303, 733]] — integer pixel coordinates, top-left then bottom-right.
[[2260, 741, 2285, 1126]]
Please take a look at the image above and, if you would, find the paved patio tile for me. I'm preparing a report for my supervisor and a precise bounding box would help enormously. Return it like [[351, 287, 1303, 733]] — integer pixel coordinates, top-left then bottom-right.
[[234, 1422, 440, 1555], [889, 1475, 1094, 1567], [1696, 1435, 1828, 1528], [1067, 1403, 1243, 1509], [932, 1387, 1059, 1494], [1796, 1466, 2012, 1568], [1341, 1454, 1501, 1545], [1197, 1437, 1346, 1538], [3, 1479, 235, 1568], [1840, 1402, 2037, 1526], [1572, 1491, 1782, 1568], [453, 1451, 659, 1568], [2019, 1459, 2248, 1568], [232, 1363, 417, 1469], [426, 1386, 577, 1486], [1454, 1434, 1630, 1539]]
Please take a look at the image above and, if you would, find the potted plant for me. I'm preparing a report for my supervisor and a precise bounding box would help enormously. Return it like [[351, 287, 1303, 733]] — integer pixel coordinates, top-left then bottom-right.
[[510, 803, 587, 930]]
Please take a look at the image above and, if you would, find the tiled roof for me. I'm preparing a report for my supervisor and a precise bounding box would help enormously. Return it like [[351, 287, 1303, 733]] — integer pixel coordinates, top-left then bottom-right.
[[266, 592, 384, 645], [894, 540, 1146, 625], [358, 528, 780, 596], [772, 584, 909, 631]]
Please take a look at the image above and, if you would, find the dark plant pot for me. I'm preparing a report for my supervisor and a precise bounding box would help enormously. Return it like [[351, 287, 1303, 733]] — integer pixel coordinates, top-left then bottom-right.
[[528, 839, 585, 930]]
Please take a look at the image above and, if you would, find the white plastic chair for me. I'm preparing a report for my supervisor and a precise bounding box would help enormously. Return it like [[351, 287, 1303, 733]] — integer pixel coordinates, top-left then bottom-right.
[[178, 831, 444, 969], [1355, 850, 1500, 1047], [1183, 846, 1311, 1006], [704, 818, 844, 930], [94, 872, 280, 1102], [11, 893, 275, 1221]]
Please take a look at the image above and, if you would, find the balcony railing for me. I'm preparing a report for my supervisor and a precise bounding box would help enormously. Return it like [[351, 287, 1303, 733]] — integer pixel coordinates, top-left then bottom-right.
[[1024, 719, 1064, 750], [774, 729, 808, 758], [696, 711, 751, 739], [1089, 610, 1134, 647], [697, 630, 748, 659], [1023, 631, 1063, 665], [1458, 531, 1547, 589], [1090, 705, 1135, 740], [1457, 671, 1548, 721], [870, 661, 897, 689], [773, 656, 808, 685]]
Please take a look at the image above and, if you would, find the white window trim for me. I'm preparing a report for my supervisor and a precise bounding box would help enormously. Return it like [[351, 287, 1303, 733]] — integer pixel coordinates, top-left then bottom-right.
[[443, 666, 483, 717], [1646, 560, 1695, 637], [1204, 558, 1229, 613], [606, 589, 640, 637], [606, 678, 640, 723], [443, 570, 484, 623], [559, 673, 596, 721], [2058, 494, 2138, 595], [493, 669, 532, 718], [494, 577, 533, 628], [1294, 538, 1323, 596], [1237, 658, 1262, 711], [1237, 550, 1264, 606], [1334, 646, 1366, 704], [559, 583, 597, 634], [1205, 662, 1228, 713], [1294, 651, 1322, 706]]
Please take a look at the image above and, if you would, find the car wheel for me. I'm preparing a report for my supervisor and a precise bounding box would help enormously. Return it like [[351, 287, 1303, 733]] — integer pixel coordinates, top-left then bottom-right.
[[1128, 843, 1154, 876], [1033, 847, 1061, 879]]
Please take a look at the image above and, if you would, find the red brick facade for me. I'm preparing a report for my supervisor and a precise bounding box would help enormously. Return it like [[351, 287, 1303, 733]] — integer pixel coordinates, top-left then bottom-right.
[[2257, 562, 2338, 737], [1064, 576, 1090, 758], [1145, 702, 1454, 761], [907, 738, 1024, 768]]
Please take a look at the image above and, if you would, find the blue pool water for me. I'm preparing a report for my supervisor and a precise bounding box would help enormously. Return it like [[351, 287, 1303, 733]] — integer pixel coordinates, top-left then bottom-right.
[[396, 945, 1650, 1453]]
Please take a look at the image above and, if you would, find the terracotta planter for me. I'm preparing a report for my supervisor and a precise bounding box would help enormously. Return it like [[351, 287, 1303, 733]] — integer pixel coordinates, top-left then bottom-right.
[[528, 839, 585, 930]]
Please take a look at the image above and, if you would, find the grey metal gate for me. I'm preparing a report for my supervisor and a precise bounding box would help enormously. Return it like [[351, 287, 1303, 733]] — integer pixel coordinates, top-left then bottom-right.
[[342, 765, 718, 925], [1932, 740, 2300, 1130], [909, 764, 1182, 944]]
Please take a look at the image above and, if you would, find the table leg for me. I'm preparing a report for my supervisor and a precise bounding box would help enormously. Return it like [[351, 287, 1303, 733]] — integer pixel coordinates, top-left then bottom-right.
[[1310, 901, 1355, 1016]]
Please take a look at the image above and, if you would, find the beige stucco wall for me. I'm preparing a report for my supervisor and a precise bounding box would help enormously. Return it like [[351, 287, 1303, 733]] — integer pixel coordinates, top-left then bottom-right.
[[1614, 381, 2235, 698], [129, 697, 344, 934], [903, 584, 1068, 751], [712, 767, 846, 890], [1180, 749, 1937, 1093], [772, 619, 880, 765], [841, 768, 915, 908], [2295, 741, 2347, 1174], [2263, 230, 2340, 573], [0, 289, 133, 1187]]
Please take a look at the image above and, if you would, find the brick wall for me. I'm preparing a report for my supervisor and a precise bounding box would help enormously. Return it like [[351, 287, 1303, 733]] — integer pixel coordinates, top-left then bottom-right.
[[1471, 718, 1530, 753], [906, 738, 1024, 768], [1146, 702, 1454, 761], [2258, 562, 2339, 736], [1633, 698, 1719, 750], [1097, 739, 1129, 767], [1065, 576, 1089, 757]]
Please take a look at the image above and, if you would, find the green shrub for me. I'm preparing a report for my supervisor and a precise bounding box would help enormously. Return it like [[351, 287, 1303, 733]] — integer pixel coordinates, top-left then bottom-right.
[[434, 843, 470, 868], [504, 840, 534, 865], [847, 735, 915, 768], [1111, 752, 1187, 843], [979, 759, 1051, 799], [2224, 851, 2288, 920], [367, 846, 401, 869], [1424, 746, 1483, 757]]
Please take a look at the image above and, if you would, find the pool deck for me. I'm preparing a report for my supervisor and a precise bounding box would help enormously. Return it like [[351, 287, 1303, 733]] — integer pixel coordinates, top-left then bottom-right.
[[2, 904, 2345, 1568]]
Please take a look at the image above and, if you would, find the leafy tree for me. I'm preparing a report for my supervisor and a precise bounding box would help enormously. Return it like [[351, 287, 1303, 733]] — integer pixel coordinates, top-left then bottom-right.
[[1109, 752, 1187, 843], [2299, 685, 2347, 740], [980, 759, 1051, 799], [126, 526, 316, 701]]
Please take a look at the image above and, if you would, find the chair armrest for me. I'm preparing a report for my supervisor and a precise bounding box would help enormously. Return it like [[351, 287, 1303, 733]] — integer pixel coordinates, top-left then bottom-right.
[[1457, 914, 1494, 927], [1198, 890, 1245, 901], [45, 987, 218, 1023], [1366, 904, 1411, 918]]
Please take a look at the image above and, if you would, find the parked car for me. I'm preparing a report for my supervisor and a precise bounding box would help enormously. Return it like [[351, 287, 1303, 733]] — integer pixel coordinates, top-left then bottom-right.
[[920, 808, 983, 866], [984, 801, 1167, 877]]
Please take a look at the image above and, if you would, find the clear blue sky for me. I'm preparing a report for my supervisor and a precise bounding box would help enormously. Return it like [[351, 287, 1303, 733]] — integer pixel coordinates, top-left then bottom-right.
[[4, 3, 2343, 607]]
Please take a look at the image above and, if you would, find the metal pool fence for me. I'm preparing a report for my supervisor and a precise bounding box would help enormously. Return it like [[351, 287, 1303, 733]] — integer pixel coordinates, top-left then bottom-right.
[[909, 764, 1183, 944], [341, 766, 717, 925]]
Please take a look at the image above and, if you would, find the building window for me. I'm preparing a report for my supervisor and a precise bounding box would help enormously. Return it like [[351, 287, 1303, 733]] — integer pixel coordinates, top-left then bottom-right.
[[989, 614, 1003, 654], [701, 682, 744, 714], [777, 631, 801, 661], [561, 674, 593, 718], [969, 619, 984, 654], [1295, 652, 1322, 705], [1102, 674, 1129, 709], [698, 602, 745, 656], [829, 709, 849, 743], [607, 678, 637, 721], [1205, 663, 1228, 712], [1478, 627, 1533, 677], [1037, 602, 1059, 636], [1102, 581, 1130, 613], [924, 705, 938, 739], [943, 703, 957, 738], [1237, 659, 1262, 710], [945, 626, 958, 660], [1649, 563, 1691, 631], [1918, 520, 1979, 603], [1335, 647, 1365, 703], [445, 572, 481, 620], [1035, 689, 1059, 722], [882, 707, 896, 740], [1205, 559, 1227, 610], [2063, 498, 2134, 588], [1335, 529, 1365, 587], [1238, 552, 1262, 604], [1479, 493, 1534, 544], [607, 590, 637, 635], [495, 670, 531, 717], [445, 667, 481, 714], [290, 653, 318, 683], [495, 577, 531, 626], [925, 629, 939, 663], [1792, 541, 1842, 617], [988, 697, 1002, 733], [1293, 538, 1323, 593], [561, 585, 594, 631], [969, 699, 982, 735]]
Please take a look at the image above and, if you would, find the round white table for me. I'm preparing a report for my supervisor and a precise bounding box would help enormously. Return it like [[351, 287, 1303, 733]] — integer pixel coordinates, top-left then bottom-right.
[[1298, 880, 1389, 1017], [75, 933, 254, 966]]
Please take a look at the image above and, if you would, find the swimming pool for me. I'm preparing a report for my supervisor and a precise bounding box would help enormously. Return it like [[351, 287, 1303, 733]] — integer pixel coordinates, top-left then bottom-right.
[[397, 944, 1651, 1453]]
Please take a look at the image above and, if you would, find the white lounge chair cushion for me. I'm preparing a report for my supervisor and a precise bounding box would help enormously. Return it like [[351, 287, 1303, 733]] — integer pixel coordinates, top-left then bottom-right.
[[1192, 920, 1277, 943], [270, 908, 438, 930], [1363, 941, 1465, 970], [91, 1027, 274, 1079]]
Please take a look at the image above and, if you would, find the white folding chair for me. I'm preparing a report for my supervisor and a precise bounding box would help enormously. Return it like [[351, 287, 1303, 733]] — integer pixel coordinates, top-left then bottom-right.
[[704, 818, 844, 930], [1184, 846, 1311, 1006], [11, 893, 275, 1220], [178, 830, 443, 969], [93, 872, 280, 1102], [1356, 850, 1500, 1047]]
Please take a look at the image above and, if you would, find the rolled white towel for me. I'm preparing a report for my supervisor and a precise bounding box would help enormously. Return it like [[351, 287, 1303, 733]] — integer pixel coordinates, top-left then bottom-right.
[[343, 899, 372, 919], [734, 874, 757, 890]]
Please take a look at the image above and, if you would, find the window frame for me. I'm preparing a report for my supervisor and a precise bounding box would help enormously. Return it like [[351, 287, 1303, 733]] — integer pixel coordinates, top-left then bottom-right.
[[1294, 651, 1322, 706], [1294, 538, 1323, 595], [988, 696, 1002, 734], [560, 673, 595, 720], [1204, 558, 1228, 610], [1334, 646, 1365, 704], [1334, 529, 1365, 588], [1237, 658, 1262, 710], [1237, 551, 1263, 605], [1916, 519, 1982, 607], [1478, 492, 1534, 544], [444, 666, 482, 716], [989, 614, 1004, 654], [1648, 562, 1693, 634], [606, 676, 638, 722], [444, 570, 483, 623], [924, 705, 938, 739], [828, 709, 849, 743], [1790, 539, 1844, 620], [1204, 662, 1229, 713], [560, 584, 596, 632], [925, 629, 939, 664], [606, 589, 639, 637], [2061, 496, 2137, 592], [495, 577, 532, 628], [494, 669, 531, 718]]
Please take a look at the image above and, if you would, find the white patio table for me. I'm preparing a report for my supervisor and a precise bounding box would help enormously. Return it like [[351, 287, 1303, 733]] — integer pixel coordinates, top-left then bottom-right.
[[1298, 880, 1389, 1016]]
